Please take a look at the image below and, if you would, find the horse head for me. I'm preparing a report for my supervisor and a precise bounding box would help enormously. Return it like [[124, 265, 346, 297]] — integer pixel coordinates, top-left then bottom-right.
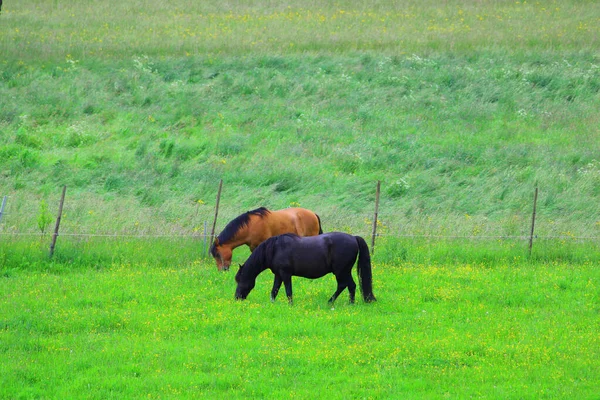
[[210, 238, 233, 271], [234, 263, 255, 300]]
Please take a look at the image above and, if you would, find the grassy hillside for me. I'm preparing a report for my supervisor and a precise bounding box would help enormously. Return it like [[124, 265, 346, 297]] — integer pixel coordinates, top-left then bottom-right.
[[1, 0, 599, 241], [2, 3, 600, 398], [2, 0, 598, 60]]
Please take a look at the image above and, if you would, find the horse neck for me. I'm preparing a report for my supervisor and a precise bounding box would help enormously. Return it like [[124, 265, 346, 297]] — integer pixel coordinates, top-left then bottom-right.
[[242, 249, 268, 279], [221, 224, 252, 250]]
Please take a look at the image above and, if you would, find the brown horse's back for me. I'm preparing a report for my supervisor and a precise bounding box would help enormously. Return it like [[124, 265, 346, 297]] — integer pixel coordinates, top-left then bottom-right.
[[246, 207, 321, 250], [274, 208, 321, 237]]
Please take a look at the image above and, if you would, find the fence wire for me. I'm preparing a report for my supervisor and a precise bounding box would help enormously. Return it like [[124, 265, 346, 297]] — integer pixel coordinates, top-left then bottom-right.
[[1, 231, 598, 242], [1, 194, 599, 243]]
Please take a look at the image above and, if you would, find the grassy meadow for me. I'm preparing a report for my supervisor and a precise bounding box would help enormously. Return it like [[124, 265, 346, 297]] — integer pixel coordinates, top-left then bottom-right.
[[1, 0, 600, 398], [2, 239, 600, 399]]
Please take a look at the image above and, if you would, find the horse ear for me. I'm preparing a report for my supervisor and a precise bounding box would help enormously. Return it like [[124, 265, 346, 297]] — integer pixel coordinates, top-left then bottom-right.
[[238, 264, 243, 269]]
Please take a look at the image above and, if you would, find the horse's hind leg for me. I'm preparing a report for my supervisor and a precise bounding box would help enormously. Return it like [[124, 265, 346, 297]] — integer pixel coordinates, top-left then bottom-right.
[[328, 285, 345, 304], [328, 277, 348, 304], [329, 274, 356, 304], [347, 276, 357, 304]]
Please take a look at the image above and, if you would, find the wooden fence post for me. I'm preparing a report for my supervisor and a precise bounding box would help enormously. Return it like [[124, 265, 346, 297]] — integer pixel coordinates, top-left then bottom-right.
[[0, 196, 7, 224], [371, 180, 381, 255], [528, 186, 538, 256], [49, 186, 67, 258], [209, 179, 223, 250]]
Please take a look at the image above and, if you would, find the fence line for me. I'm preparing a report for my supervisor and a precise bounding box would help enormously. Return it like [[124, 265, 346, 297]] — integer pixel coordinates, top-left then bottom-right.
[[0, 232, 207, 238], [1, 231, 598, 241], [2, 181, 600, 257]]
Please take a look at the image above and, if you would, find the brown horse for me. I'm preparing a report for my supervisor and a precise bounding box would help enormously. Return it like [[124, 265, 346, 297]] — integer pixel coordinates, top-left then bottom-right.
[[210, 207, 322, 271]]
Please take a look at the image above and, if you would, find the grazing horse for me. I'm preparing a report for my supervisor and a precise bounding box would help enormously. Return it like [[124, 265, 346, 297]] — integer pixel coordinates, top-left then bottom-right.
[[210, 207, 322, 271], [235, 232, 376, 304]]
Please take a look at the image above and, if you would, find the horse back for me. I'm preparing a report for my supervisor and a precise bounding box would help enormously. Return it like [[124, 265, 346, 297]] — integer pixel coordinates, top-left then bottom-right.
[[272, 207, 321, 237], [245, 207, 321, 250], [272, 234, 331, 279], [272, 232, 358, 279]]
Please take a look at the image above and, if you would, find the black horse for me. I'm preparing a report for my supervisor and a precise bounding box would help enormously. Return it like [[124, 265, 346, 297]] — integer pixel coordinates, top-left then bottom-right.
[[235, 232, 376, 304]]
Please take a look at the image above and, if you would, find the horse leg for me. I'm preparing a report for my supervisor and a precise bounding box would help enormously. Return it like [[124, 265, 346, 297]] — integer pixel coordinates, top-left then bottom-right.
[[328, 275, 348, 304], [328, 284, 345, 304], [271, 274, 283, 302], [283, 277, 293, 305], [329, 273, 356, 304], [347, 276, 357, 304]]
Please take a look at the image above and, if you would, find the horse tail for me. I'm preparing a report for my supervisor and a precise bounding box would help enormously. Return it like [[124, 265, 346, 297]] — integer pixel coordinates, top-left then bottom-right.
[[316, 214, 323, 234], [355, 236, 376, 303]]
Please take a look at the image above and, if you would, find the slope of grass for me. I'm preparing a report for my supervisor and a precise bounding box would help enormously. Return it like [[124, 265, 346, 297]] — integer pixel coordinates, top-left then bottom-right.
[[1, 1, 599, 239], [2, 2, 599, 398], [1, 52, 599, 239]]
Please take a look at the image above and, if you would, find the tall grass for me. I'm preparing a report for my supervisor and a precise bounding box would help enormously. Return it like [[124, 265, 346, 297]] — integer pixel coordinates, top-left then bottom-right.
[[1, 51, 599, 239], [2, 1, 598, 61], [1, 1, 599, 248]]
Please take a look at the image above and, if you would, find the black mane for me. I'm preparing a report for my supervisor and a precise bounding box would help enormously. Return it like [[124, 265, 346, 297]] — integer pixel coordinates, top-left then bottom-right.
[[210, 207, 271, 256], [238, 233, 296, 279]]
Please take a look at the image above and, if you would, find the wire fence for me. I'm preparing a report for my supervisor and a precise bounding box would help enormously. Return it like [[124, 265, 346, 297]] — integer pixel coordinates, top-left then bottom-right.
[[2, 230, 599, 241], [2, 187, 599, 249], [0, 232, 596, 246]]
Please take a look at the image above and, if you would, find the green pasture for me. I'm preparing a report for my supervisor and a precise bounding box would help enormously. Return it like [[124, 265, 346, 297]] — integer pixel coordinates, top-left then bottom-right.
[[1, 0, 600, 398], [1, 239, 600, 399]]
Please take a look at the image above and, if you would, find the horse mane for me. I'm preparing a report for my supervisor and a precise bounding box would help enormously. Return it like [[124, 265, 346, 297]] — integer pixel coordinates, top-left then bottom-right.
[[242, 233, 297, 275], [275, 233, 300, 240], [210, 207, 271, 256], [242, 237, 270, 275]]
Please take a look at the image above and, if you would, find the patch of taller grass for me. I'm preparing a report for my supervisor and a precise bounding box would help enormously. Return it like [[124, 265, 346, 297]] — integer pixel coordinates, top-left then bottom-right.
[[0, 236, 203, 275], [374, 236, 600, 268], [1, 1, 599, 249], [2, 1, 599, 61]]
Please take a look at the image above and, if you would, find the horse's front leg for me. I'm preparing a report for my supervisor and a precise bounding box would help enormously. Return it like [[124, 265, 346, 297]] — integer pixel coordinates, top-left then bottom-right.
[[283, 276, 293, 305], [271, 274, 283, 302]]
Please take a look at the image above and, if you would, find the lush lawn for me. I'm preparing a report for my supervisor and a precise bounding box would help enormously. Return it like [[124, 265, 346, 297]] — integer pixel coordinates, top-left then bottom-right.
[[2, 251, 599, 399]]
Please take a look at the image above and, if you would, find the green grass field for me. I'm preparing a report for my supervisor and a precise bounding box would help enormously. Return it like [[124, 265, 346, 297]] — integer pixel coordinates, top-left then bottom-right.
[[2, 239, 600, 399], [1, 0, 600, 398]]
